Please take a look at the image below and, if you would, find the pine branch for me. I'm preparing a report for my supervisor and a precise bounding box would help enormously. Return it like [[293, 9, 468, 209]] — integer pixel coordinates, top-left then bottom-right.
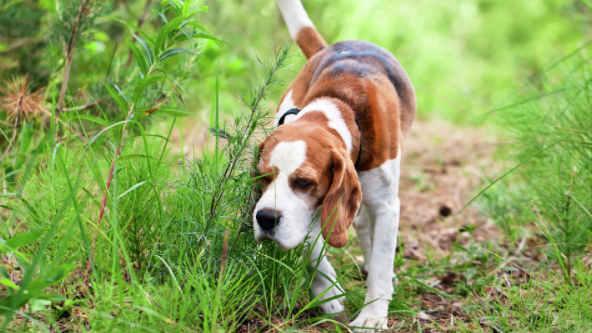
[[197, 44, 292, 251], [62, 100, 103, 112]]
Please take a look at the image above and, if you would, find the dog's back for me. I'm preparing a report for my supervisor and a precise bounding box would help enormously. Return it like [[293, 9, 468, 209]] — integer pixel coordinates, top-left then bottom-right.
[[275, 7, 413, 110], [276, 0, 416, 144]]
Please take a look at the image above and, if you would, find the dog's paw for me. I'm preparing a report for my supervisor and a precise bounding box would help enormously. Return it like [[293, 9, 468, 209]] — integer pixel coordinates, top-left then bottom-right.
[[312, 280, 345, 315], [318, 295, 344, 315], [349, 311, 388, 332]]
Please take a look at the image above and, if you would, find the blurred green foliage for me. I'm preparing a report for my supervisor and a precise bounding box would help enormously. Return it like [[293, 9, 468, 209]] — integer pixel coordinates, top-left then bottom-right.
[[200, 0, 590, 123], [1, 0, 589, 124]]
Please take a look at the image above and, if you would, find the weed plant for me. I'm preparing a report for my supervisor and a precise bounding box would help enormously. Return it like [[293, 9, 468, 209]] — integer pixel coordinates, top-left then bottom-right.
[[0, 0, 265, 330], [489, 45, 592, 281], [468, 44, 592, 332]]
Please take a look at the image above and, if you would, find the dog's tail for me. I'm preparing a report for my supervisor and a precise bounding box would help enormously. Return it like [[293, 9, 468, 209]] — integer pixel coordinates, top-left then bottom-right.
[[276, 0, 327, 59]]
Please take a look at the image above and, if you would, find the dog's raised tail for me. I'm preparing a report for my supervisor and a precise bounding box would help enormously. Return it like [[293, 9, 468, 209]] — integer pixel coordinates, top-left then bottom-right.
[[276, 0, 327, 59]]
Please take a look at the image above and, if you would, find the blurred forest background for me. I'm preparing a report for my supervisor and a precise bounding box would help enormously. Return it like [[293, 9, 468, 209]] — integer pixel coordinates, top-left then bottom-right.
[[2, 0, 589, 123], [1, 0, 592, 332]]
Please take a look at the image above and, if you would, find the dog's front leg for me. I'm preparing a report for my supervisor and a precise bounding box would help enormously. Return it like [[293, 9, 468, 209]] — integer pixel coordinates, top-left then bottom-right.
[[351, 157, 401, 332], [353, 203, 373, 276], [306, 221, 345, 315]]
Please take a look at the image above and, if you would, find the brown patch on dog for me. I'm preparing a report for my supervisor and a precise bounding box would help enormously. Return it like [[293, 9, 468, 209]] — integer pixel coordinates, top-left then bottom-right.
[[257, 115, 344, 211], [275, 41, 416, 172], [295, 26, 328, 59], [320, 147, 362, 247]]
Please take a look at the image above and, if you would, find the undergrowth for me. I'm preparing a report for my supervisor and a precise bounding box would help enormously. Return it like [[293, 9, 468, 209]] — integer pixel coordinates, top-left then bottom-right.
[[467, 42, 592, 332]]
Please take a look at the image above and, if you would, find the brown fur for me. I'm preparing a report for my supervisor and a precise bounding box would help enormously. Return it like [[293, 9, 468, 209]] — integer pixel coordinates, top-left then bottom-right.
[[320, 147, 362, 247], [295, 26, 327, 59], [258, 37, 416, 248], [277, 41, 416, 171]]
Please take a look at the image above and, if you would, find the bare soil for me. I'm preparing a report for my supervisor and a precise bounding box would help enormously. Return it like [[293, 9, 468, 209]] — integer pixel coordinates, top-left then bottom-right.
[[399, 119, 500, 262]]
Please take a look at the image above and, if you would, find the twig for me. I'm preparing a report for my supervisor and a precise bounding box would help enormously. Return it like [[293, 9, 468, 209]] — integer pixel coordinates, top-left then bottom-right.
[[0, 120, 16, 128], [192, 47, 293, 272], [228, 223, 243, 257], [228, 186, 256, 256], [84, 41, 166, 285], [135, 0, 153, 28], [39, 107, 88, 143], [84, 144, 120, 285], [125, 0, 154, 68], [0, 38, 43, 55], [512, 263, 532, 280], [57, 0, 90, 110], [0, 118, 18, 164], [515, 236, 526, 256], [61, 100, 103, 112], [197, 71, 273, 250], [105, 42, 119, 79]]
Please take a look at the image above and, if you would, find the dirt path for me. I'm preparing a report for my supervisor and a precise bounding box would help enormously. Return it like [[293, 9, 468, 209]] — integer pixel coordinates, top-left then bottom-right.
[[388, 119, 502, 331], [310, 119, 502, 332], [399, 120, 500, 264]]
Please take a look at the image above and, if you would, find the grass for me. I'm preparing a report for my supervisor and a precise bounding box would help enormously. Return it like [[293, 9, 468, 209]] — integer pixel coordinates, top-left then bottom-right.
[[461, 40, 592, 333]]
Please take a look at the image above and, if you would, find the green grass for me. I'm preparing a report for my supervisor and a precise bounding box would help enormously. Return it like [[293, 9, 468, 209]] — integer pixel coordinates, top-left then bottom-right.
[[466, 37, 592, 333]]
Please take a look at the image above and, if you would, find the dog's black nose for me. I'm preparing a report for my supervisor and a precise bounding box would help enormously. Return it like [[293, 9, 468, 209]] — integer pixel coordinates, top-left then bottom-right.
[[256, 210, 281, 231]]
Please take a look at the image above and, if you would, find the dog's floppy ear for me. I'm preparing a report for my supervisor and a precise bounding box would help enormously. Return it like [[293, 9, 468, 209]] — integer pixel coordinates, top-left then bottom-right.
[[321, 148, 362, 248]]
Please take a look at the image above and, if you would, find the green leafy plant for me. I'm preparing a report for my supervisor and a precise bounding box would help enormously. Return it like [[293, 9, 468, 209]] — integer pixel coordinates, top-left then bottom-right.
[[485, 45, 592, 283], [0, 230, 75, 331]]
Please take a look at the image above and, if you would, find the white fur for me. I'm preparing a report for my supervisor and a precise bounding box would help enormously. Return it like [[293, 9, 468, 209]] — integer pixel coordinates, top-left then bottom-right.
[[270, 140, 305, 174], [274, 90, 297, 127], [350, 146, 402, 332], [276, 0, 314, 40], [295, 98, 353, 153], [353, 204, 372, 274], [253, 141, 314, 250], [306, 221, 345, 315]]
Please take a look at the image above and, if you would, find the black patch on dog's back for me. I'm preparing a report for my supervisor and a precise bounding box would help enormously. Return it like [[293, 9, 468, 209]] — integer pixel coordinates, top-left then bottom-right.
[[328, 61, 377, 78], [311, 41, 410, 103]]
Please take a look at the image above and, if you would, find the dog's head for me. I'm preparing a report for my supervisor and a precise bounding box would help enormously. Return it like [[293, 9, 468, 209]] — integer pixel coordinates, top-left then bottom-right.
[[253, 102, 362, 250]]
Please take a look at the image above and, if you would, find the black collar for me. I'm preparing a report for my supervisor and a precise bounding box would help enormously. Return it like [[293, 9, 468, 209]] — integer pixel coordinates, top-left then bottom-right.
[[277, 108, 363, 168], [353, 117, 362, 168], [277, 108, 301, 126]]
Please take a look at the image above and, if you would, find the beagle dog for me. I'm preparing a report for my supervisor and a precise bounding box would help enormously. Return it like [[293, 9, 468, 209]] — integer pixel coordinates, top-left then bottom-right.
[[252, 0, 416, 331]]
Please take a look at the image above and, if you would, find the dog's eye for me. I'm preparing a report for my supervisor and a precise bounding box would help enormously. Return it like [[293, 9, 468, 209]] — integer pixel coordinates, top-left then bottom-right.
[[294, 179, 312, 190]]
